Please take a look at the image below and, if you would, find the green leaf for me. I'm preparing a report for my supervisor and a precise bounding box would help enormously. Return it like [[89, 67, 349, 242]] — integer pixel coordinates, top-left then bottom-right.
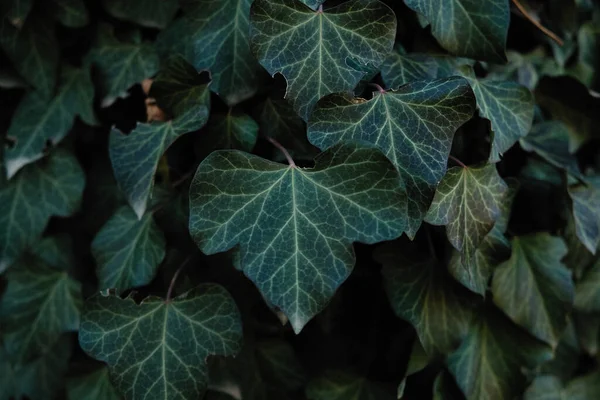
[[525, 371, 600, 400], [298, 0, 325, 11], [0, 253, 81, 361], [403, 0, 509, 63], [67, 367, 121, 400], [157, 0, 263, 106], [103, 0, 179, 29], [85, 25, 159, 106], [189, 142, 408, 332], [203, 111, 259, 153], [4, 65, 96, 177], [79, 284, 243, 400], [110, 104, 209, 219], [255, 340, 306, 390], [31, 235, 76, 272], [0, 149, 85, 273], [574, 259, 600, 312], [492, 233, 574, 347], [307, 77, 475, 237], [568, 177, 600, 254], [425, 164, 508, 264], [249, 0, 396, 120], [0, 346, 16, 400], [305, 370, 394, 400], [48, 0, 89, 28], [0, 0, 33, 23], [377, 241, 476, 355], [447, 303, 553, 400], [92, 206, 166, 292], [539, 319, 581, 381]]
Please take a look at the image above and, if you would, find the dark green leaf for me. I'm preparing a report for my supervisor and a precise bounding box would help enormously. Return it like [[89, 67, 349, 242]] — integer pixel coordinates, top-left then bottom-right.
[[380, 49, 439, 89], [249, 0, 396, 120], [79, 285, 243, 400], [539, 319, 580, 381], [256, 340, 306, 390], [103, 0, 178, 29], [525, 371, 600, 400], [31, 235, 76, 272], [0, 346, 15, 400], [308, 77, 475, 237], [67, 367, 121, 400], [0, 0, 32, 23], [203, 111, 259, 153], [568, 177, 600, 255], [574, 258, 600, 312], [305, 370, 394, 400], [189, 142, 408, 332], [48, 0, 89, 28]]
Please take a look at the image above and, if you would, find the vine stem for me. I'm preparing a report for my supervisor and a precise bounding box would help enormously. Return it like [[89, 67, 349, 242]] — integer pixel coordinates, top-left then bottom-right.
[[318, 4, 323, 13], [511, 0, 563, 46], [165, 257, 191, 303], [449, 155, 467, 168], [267, 137, 296, 168], [369, 83, 386, 94]]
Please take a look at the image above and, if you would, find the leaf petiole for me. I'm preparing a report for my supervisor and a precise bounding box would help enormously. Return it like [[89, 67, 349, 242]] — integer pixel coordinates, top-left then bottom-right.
[[267, 137, 296, 168]]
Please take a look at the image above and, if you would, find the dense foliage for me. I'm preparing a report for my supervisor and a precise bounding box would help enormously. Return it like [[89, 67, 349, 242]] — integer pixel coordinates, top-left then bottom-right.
[[1, 0, 600, 399]]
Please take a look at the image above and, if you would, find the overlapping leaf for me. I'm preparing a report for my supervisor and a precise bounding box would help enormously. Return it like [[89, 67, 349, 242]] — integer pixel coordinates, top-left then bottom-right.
[[203, 111, 259, 153], [92, 206, 166, 292], [492, 233, 574, 347], [67, 367, 121, 400], [403, 0, 509, 63], [189, 142, 408, 332], [4, 65, 96, 177], [48, 0, 89, 28], [103, 0, 178, 29], [308, 77, 475, 237], [525, 371, 600, 400], [79, 285, 243, 400], [255, 340, 307, 391], [568, 176, 600, 254], [0, 0, 33, 23], [250, 0, 396, 120], [305, 370, 394, 400], [574, 259, 600, 312]]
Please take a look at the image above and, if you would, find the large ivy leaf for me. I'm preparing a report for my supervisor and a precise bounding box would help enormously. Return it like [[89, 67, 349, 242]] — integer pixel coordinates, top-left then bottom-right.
[[156, 0, 262, 106], [447, 304, 553, 400], [492, 234, 574, 347], [4, 65, 96, 178], [67, 367, 121, 400], [568, 177, 600, 255], [377, 241, 475, 355], [110, 104, 209, 219], [308, 77, 475, 237], [403, 0, 509, 63], [103, 0, 178, 29], [249, 0, 396, 120], [425, 164, 507, 263], [189, 142, 408, 332], [524, 371, 600, 400], [48, 0, 89, 28], [92, 206, 166, 292], [574, 259, 600, 312], [79, 284, 243, 400], [202, 111, 259, 153], [0, 149, 85, 273], [305, 370, 394, 400], [0, 253, 81, 361]]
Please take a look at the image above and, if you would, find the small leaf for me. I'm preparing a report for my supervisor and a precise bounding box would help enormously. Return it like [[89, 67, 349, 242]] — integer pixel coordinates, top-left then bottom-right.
[[568, 177, 600, 255], [305, 370, 394, 400], [574, 258, 600, 312], [67, 367, 121, 400], [189, 142, 408, 332], [92, 206, 166, 292], [492, 233, 574, 347], [250, 0, 396, 120], [48, 0, 89, 28], [202, 111, 259, 153], [403, 0, 509, 63], [110, 104, 209, 219], [308, 77, 475, 237], [103, 0, 179, 29], [79, 284, 243, 400], [255, 340, 306, 390]]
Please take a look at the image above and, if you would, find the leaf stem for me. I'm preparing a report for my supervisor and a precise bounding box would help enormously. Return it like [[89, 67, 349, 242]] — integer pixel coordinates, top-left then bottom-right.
[[317, 4, 323, 13], [369, 83, 386, 94], [511, 0, 564, 46], [166, 259, 189, 303], [267, 137, 296, 168], [449, 155, 467, 168]]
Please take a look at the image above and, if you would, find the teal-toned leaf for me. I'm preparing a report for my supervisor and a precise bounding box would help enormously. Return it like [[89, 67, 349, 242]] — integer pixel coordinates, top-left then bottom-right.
[[403, 0, 509, 63], [31, 235, 76, 272], [103, 0, 178, 29], [67, 367, 121, 400], [0, 0, 32, 23], [0, 15, 58, 98], [203, 111, 259, 153], [0, 149, 85, 273], [4, 65, 96, 177], [249, 0, 396, 120], [298, 0, 325, 11], [110, 104, 209, 219], [86, 25, 159, 106], [573, 311, 600, 356], [574, 259, 600, 312], [48, 0, 89, 28], [0, 346, 15, 400], [377, 241, 475, 355], [568, 177, 600, 254], [492, 233, 574, 347], [525, 371, 600, 400], [157, 0, 263, 106], [305, 370, 394, 400], [255, 340, 306, 390], [92, 206, 166, 292], [79, 284, 243, 400], [447, 303, 553, 400], [523, 376, 564, 400], [425, 164, 508, 264], [189, 142, 408, 332], [308, 77, 475, 237], [0, 253, 81, 361], [540, 319, 580, 381]]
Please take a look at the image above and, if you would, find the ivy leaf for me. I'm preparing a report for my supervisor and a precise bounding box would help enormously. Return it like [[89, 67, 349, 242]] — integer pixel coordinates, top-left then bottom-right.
[[568, 177, 600, 255], [308, 77, 475, 237], [0, 149, 85, 273], [377, 241, 475, 355], [110, 104, 209, 219], [103, 0, 179, 29], [92, 206, 166, 292], [0, 0, 33, 23], [202, 111, 259, 153], [380, 50, 439, 89], [0, 253, 82, 361], [79, 284, 243, 400], [0, 347, 15, 400], [425, 164, 507, 264], [255, 340, 307, 390], [298, 0, 325, 11], [447, 303, 553, 400], [48, 0, 89, 28], [4, 65, 96, 177], [524, 371, 600, 400], [305, 370, 394, 400], [157, 0, 262, 106], [86, 24, 159, 106], [492, 233, 574, 347], [403, 0, 509, 63], [67, 367, 121, 400], [249, 0, 396, 120], [574, 259, 600, 312], [189, 142, 408, 332]]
